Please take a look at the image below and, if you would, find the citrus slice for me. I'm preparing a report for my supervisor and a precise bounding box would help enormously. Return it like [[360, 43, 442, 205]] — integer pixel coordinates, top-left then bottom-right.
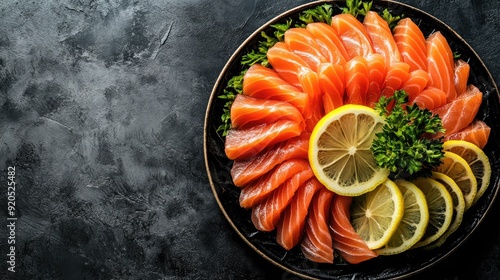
[[426, 172, 466, 249], [376, 180, 429, 255], [309, 104, 389, 196], [411, 178, 454, 249], [433, 151, 477, 210], [350, 179, 404, 250], [442, 140, 491, 205]]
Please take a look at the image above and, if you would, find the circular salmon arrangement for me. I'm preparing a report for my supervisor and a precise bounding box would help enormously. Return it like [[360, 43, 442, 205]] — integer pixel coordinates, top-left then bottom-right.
[[204, 1, 499, 279]]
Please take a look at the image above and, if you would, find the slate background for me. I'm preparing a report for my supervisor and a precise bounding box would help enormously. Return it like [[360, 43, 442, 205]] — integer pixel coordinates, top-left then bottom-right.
[[0, 0, 499, 279]]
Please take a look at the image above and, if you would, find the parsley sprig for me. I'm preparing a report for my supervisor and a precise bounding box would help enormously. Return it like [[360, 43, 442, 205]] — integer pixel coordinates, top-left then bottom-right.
[[371, 90, 445, 180]]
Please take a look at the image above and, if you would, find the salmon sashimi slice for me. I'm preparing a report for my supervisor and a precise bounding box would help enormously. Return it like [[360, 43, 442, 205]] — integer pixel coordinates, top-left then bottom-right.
[[231, 133, 309, 187], [285, 28, 328, 72], [251, 166, 314, 232], [276, 178, 324, 250], [239, 159, 311, 208], [363, 11, 401, 66], [426, 31, 457, 102], [300, 187, 335, 263], [230, 94, 304, 129], [382, 61, 410, 98], [432, 84, 483, 136], [402, 69, 430, 102], [318, 62, 345, 113], [330, 195, 377, 264], [393, 18, 427, 72], [365, 53, 387, 107], [225, 120, 303, 160], [412, 86, 447, 110], [243, 64, 309, 114], [331, 13, 374, 59], [306, 22, 349, 65], [267, 42, 311, 89], [298, 67, 323, 131], [344, 56, 370, 105], [454, 59, 470, 96], [444, 120, 491, 149]]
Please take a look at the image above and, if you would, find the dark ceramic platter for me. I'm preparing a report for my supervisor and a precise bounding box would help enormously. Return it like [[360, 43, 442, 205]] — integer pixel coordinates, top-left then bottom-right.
[[204, 1, 500, 279]]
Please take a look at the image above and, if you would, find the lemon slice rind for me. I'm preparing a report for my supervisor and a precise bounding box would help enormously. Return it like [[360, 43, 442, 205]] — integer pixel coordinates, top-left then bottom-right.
[[309, 104, 389, 196]]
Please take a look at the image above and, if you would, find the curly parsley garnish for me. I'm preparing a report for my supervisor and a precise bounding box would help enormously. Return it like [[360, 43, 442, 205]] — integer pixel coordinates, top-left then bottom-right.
[[371, 90, 445, 180]]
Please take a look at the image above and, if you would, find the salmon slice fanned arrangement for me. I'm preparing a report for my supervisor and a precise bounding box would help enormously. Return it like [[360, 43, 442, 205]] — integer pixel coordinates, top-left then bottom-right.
[[220, 2, 491, 265]]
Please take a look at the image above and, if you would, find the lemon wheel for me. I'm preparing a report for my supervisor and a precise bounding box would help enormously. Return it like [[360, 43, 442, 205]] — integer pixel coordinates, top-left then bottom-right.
[[443, 140, 491, 205], [411, 178, 454, 249], [434, 151, 477, 210], [350, 179, 404, 250], [376, 180, 429, 255], [426, 172, 466, 249], [309, 104, 389, 196]]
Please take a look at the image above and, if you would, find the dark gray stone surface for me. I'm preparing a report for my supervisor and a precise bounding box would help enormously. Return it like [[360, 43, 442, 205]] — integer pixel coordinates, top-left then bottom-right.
[[0, 0, 499, 279]]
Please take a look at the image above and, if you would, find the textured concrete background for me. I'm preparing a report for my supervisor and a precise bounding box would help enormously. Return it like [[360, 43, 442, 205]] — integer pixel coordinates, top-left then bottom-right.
[[0, 0, 499, 279]]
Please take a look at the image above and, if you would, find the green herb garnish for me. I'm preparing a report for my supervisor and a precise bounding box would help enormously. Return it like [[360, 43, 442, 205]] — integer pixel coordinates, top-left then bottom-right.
[[216, 73, 244, 136], [298, 3, 334, 26], [380, 8, 403, 29], [371, 90, 445, 180], [343, 0, 372, 17]]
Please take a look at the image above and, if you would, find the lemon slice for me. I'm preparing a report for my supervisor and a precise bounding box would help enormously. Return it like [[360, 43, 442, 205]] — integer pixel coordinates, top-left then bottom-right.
[[411, 178, 454, 249], [442, 140, 491, 205], [426, 172, 466, 249], [309, 104, 389, 196], [350, 179, 404, 250], [376, 180, 429, 255], [433, 151, 477, 210]]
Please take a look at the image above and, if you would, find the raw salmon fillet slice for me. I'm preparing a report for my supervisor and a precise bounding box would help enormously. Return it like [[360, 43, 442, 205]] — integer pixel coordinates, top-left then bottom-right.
[[444, 120, 491, 149], [276, 178, 324, 250], [318, 62, 345, 113], [298, 67, 323, 131], [426, 31, 457, 102], [224, 120, 303, 160], [432, 84, 483, 135], [331, 13, 374, 59], [230, 94, 304, 129], [306, 22, 349, 65], [402, 69, 430, 102], [243, 64, 309, 114], [365, 53, 386, 107], [267, 42, 310, 89], [382, 61, 410, 98], [330, 195, 377, 264], [393, 18, 427, 72], [412, 86, 447, 110], [239, 159, 311, 208], [251, 167, 314, 231], [300, 187, 335, 263], [285, 28, 328, 72], [344, 56, 370, 105], [230, 133, 309, 187], [454, 59, 470, 96], [364, 11, 401, 66]]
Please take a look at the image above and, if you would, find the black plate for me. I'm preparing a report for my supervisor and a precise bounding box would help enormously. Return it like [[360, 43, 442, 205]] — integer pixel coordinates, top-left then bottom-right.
[[203, 1, 500, 279]]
